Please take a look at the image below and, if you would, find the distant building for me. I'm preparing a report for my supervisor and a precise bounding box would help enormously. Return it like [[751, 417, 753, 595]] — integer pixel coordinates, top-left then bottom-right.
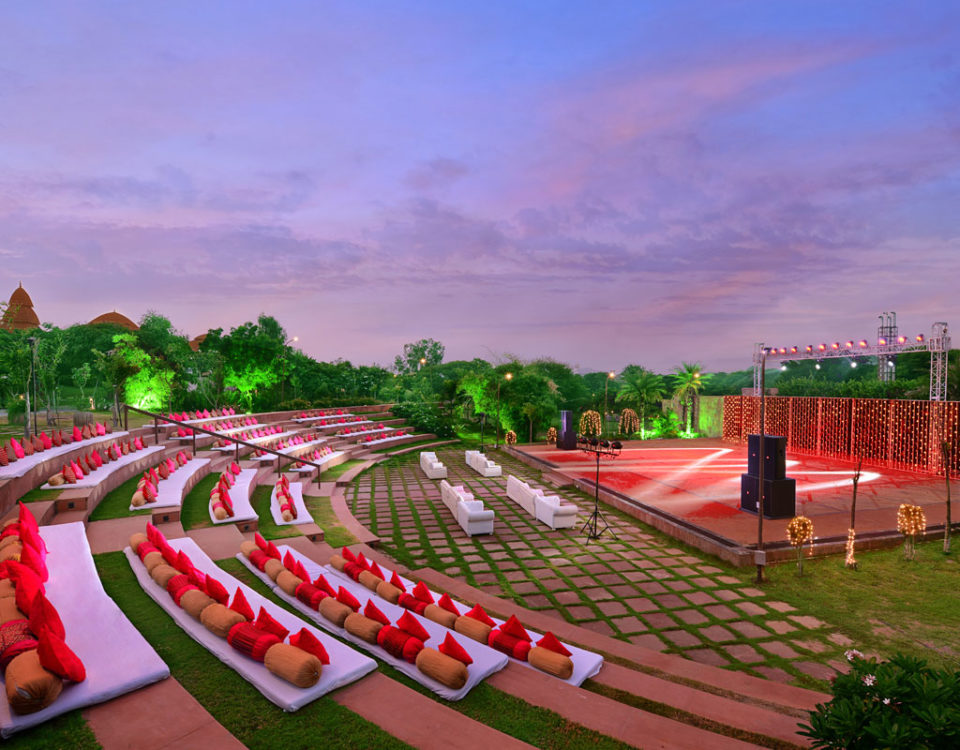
[[1, 283, 40, 330], [89, 310, 139, 331]]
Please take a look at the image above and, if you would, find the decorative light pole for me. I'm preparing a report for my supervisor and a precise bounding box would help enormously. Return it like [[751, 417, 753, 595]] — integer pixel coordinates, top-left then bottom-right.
[[578, 436, 622, 541], [604, 371, 615, 437], [495, 372, 513, 448]]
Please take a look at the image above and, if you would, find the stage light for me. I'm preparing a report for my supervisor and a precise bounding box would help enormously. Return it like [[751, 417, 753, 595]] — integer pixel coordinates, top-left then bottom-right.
[[780, 364, 787, 371], [878, 337, 887, 346], [600, 439, 609, 448], [888, 361, 895, 368], [850, 360, 858, 368], [832, 342, 840, 350], [859, 340, 868, 348], [815, 363, 821, 370], [805, 345, 813, 353], [818, 344, 826, 351], [846, 341, 854, 348], [779, 347, 787, 355], [790, 346, 798, 354], [916, 334, 924, 343], [611, 441, 622, 450], [898, 335, 907, 344]]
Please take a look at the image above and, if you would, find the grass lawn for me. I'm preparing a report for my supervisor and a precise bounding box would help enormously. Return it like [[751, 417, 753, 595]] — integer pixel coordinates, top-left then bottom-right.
[[741, 539, 960, 671], [180, 471, 217, 530], [318, 458, 365, 480], [251, 484, 302, 540], [303, 495, 357, 548], [93, 551, 410, 750], [1, 711, 99, 750], [88, 473, 152, 521], [17, 487, 62, 504]]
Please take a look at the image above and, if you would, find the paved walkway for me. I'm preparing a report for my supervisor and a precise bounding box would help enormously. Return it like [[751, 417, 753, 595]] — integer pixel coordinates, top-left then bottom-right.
[[349, 448, 853, 687]]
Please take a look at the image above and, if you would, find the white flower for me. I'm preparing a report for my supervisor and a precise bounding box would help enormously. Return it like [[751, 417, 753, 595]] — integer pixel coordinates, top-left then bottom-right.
[[863, 674, 876, 687], [882, 698, 891, 705], [845, 649, 864, 662]]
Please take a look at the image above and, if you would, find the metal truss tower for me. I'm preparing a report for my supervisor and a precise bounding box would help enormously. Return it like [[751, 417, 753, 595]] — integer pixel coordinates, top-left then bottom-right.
[[877, 312, 898, 382]]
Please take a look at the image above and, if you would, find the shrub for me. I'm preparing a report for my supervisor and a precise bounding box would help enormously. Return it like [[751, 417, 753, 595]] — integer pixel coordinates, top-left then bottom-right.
[[278, 398, 312, 411], [799, 652, 960, 748], [389, 401, 456, 438]]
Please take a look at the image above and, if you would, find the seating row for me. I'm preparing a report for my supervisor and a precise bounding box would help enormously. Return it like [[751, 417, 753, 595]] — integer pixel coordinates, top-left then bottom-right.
[[439, 480, 494, 536], [464, 450, 501, 477], [505, 475, 577, 530]]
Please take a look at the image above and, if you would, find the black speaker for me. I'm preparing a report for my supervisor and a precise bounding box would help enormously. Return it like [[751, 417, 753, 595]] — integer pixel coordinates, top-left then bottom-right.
[[747, 434, 786, 479], [557, 410, 577, 449], [739, 474, 796, 518]]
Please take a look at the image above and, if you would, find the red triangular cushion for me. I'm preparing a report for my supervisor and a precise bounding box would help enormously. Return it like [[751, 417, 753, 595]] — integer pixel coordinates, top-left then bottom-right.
[[355, 552, 369, 570], [37, 627, 86, 682], [175, 550, 194, 574], [412, 581, 434, 604], [294, 560, 310, 582], [536, 631, 572, 657], [255, 607, 290, 641], [313, 574, 336, 598], [438, 593, 461, 616], [19, 541, 48, 583], [341, 546, 356, 563], [500, 615, 531, 642], [464, 604, 496, 627], [230, 588, 254, 621], [254, 532, 268, 551], [396, 610, 430, 641], [283, 550, 296, 572], [439, 632, 473, 665], [336, 587, 360, 611], [187, 568, 206, 591], [390, 571, 407, 592], [29, 593, 65, 641], [9, 560, 43, 614], [363, 600, 390, 626], [289, 628, 330, 665], [367, 561, 384, 580], [206, 576, 229, 605], [265, 541, 281, 560], [18, 502, 40, 539]]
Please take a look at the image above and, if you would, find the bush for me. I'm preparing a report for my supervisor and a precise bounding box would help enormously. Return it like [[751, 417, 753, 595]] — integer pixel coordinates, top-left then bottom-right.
[[5, 397, 25, 425], [278, 398, 312, 411], [799, 652, 960, 749], [649, 411, 681, 439], [390, 401, 456, 438]]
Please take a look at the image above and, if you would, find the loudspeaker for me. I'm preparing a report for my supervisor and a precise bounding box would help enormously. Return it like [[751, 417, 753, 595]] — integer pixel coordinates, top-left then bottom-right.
[[739, 474, 796, 518], [747, 434, 786, 479], [557, 410, 577, 450]]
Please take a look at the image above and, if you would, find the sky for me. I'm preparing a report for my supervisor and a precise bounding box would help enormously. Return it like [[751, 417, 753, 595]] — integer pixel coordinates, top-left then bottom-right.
[[1, 1, 959, 374]]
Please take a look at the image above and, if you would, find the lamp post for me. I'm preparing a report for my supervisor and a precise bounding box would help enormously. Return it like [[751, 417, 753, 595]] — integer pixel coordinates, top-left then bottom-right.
[[418, 357, 427, 371], [495, 371, 513, 448], [604, 371, 615, 437]]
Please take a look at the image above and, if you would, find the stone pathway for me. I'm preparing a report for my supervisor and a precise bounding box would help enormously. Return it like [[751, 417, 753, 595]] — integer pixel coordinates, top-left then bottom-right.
[[349, 448, 851, 687]]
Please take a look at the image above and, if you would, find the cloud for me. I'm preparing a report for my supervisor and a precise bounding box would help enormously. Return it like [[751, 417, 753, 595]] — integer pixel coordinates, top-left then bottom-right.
[[404, 158, 469, 190]]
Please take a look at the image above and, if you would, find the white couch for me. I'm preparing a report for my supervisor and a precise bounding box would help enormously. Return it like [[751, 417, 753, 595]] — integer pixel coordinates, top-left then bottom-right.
[[506, 474, 577, 530], [419, 451, 447, 479], [440, 479, 495, 536], [465, 449, 502, 477]]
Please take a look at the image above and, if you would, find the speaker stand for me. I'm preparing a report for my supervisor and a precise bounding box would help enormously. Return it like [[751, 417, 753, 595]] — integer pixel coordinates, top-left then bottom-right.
[[581, 450, 618, 542]]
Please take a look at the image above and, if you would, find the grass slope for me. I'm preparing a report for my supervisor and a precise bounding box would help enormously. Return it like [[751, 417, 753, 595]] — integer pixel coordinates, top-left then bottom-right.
[[251, 485, 301, 540], [88, 473, 151, 521], [180, 472, 218, 530], [303, 495, 357, 548]]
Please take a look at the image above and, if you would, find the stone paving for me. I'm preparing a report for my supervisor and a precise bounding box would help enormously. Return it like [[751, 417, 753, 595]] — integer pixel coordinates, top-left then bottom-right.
[[349, 447, 855, 687]]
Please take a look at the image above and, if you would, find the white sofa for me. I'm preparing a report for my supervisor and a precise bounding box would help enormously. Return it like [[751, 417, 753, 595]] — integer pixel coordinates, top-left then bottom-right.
[[419, 451, 447, 479], [465, 449, 502, 477], [440, 479, 495, 536], [506, 474, 577, 530]]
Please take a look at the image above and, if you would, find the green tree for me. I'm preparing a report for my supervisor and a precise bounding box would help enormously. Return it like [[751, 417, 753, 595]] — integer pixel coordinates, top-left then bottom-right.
[[202, 315, 288, 410], [672, 362, 708, 434], [393, 338, 445, 375], [616, 367, 666, 436], [94, 333, 150, 427], [72, 362, 92, 403], [36, 326, 66, 424], [0, 330, 34, 438]]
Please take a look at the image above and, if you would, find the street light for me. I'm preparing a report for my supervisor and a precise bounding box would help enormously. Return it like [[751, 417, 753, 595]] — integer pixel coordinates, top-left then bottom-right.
[[495, 372, 513, 448], [418, 357, 427, 371], [604, 371, 615, 437]]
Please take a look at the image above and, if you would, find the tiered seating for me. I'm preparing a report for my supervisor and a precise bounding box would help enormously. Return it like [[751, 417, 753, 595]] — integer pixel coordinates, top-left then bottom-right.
[[419, 452, 447, 479], [208, 463, 259, 526], [126, 527, 375, 710], [270, 477, 311, 526], [439, 481, 494, 536], [163, 407, 238, 425], [353, 429, 411, 447], [506, 475, 577, 530], [251, 433, 326, 463], [40, 437, 161, 489], [171, 416, 259, 440], [0, 424, 129, 480], [465, 450, 502, 477], [324, 547, 603, 686], [0, 505, 168, 736], [212, 426, 296, 453], [287, 446, 344, 475], [292, 409, 355, 423], [128, 452, 209, 512], [238, 539, 507, 700]]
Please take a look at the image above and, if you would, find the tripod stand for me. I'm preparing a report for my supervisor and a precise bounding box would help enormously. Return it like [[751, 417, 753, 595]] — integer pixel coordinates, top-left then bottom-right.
[[578, 438, 621, 541]]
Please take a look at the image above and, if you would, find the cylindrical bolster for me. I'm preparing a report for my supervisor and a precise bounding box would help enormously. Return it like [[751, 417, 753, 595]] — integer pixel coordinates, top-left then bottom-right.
[[488, 630, 531, 661], [227, 622, 281, 663], [397, 593, 428, 615], [294, 582, 327, 610], [377, 625, 424, 664]]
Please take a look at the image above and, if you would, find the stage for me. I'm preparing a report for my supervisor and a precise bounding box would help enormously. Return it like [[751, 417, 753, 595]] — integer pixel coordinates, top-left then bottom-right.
[[515, 438, 951, 551]]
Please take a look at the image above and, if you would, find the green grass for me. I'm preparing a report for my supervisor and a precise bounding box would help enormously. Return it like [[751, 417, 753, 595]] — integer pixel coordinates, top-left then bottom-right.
[[251, 485, 302, 540], [303, 495, 358, 548], [740, 540, 960, 671], [318, 458, 365, 480], [88, 473, 151, 521], [371, 437, 441, 454], [16, 487, 62, 504], [1, 710, 99, 750], [180, 472, 217, 530], [92, 551, 410, 750]]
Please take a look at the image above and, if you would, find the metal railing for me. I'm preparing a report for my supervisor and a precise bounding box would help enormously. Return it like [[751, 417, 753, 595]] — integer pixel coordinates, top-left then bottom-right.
[[122, 404, 330, 485]]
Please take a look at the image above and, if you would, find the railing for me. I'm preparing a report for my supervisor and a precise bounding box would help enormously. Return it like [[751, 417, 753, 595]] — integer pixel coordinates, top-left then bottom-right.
[[122, 404, 329, 485]]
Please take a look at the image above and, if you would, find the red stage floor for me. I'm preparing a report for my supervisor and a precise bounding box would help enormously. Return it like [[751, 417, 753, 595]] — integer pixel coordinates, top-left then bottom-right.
[[519, 439, 950, 546]]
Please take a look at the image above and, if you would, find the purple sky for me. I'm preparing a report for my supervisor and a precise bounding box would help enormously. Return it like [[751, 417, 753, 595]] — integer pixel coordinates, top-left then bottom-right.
[[1, 2, 958, 373]]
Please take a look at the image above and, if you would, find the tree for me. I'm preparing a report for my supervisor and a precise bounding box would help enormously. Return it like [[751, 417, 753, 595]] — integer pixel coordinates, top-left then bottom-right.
[[202, 315, 288, 410], [0, 330, 34, 438], [93, 333, 149, 427], [72, 362, 92, 403], [35, 326, 65, 424], [672, 362, 708, 434], [394, 338, 444, 375], [616, 367, 666, 436]]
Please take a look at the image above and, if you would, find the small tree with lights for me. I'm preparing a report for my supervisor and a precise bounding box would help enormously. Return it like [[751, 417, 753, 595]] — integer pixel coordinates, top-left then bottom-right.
[[897, 503, 926, 561], [787, 515, 814, 575], [579, 410, 602, 437], [545, 426, 557, 445], [504, 430, 517, 446], [618, 408, 640, 436]]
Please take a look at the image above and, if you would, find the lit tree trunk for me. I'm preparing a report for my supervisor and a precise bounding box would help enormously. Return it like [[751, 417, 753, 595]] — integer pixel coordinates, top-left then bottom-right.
[[529, 416, 534, 443], [943, 441, 952, 555], [23, 388, 31, 440], [846, 458, 862, 568]]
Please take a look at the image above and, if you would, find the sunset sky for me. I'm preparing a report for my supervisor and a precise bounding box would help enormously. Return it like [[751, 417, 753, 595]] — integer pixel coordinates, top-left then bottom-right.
[[1, 1, 958, 373]]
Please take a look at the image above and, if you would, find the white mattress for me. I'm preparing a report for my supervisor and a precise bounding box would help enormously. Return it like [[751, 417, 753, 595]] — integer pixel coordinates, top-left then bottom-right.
[[251, 437, 328, 463], [327, 558, 604, 687], [212, 430, 299, 453], [127, 537, 376, 711], [291, 413, 356, 423], [238, 547, 508, 701], [288, 450, 345, 474], [209, 469, 259, 525], [128, 458, 210, 512], [0, 522, 169, 737], [0, 431, 131, 479], [269, 483, 312, 526], [40, 445, 165, 490]]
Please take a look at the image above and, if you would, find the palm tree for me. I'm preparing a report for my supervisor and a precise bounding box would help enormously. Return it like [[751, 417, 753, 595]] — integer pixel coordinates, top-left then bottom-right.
[[672, 362, 708, 434], [616, 368, 666, 437]]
